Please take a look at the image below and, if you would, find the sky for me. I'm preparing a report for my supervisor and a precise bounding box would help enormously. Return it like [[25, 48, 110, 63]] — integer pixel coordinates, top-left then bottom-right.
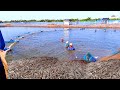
[[0, 11, 120, 21]]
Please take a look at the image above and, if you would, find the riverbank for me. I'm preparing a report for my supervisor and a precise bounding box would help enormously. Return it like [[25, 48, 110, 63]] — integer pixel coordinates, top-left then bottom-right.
[[1, 23, 120, 29], [8, 56, 120, 79]]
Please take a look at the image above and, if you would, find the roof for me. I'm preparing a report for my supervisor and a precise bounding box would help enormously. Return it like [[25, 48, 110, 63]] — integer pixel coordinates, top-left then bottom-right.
[[64, 19, 72, 21], [111, 15, 116, 17]]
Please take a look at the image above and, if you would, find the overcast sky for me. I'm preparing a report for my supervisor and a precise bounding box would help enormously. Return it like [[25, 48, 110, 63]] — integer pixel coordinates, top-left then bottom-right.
[[0, 11, 120, 21]]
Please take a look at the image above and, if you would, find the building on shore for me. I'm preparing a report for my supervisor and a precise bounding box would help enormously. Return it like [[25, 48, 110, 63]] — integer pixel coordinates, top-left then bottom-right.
[[109, 15, 119, 19], [63, 19, 72, 25], [102, 18, 110, 24]]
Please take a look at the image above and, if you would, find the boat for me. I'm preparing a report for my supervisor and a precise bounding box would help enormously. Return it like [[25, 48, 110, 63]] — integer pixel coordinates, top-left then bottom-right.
[[83, 52, 96, 62]]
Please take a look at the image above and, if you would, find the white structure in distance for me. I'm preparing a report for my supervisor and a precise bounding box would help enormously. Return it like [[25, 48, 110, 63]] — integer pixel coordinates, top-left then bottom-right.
[[63, 19, 72, 25]]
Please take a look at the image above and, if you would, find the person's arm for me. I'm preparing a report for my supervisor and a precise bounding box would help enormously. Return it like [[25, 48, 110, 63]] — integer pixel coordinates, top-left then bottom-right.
[[0, 50, 8, 79]]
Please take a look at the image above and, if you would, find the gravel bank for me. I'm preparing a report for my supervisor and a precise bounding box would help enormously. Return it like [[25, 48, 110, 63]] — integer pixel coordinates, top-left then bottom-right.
[[8, 57, 120, 79]]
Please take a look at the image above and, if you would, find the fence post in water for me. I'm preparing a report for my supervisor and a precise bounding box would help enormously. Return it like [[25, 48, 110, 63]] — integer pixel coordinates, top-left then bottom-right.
[[61, 38, 64, 42]]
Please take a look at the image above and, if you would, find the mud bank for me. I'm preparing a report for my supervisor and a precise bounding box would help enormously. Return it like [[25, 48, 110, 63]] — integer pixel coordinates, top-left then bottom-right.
[[8, 57, 120, 79], [100, 53, 120, 61], [1, 24, 120, 29]]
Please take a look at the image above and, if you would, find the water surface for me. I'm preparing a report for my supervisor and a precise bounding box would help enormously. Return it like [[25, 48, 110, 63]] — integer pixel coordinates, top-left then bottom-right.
[[6, 28, 120, 61], [1, 22, 120, 61]]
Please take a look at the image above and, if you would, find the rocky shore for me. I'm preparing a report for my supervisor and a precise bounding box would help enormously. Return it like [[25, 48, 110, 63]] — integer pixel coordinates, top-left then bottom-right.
[[8, 56, 120, 79]]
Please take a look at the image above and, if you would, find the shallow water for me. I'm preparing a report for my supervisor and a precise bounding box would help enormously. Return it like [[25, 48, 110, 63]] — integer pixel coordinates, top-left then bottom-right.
[[6, 28, 120, 61], [1, 21, 120, 61]]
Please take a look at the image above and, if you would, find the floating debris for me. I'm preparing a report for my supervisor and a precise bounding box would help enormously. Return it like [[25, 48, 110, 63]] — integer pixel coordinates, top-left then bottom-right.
[[5, 39, 15, 43], [17, 35, 20, 38]]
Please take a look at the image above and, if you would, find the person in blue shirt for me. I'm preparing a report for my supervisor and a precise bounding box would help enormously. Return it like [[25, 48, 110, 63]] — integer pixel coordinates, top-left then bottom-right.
[[65, 41, 69, 48], [67, 43, 75, 50], [0, 30, 8, 79]]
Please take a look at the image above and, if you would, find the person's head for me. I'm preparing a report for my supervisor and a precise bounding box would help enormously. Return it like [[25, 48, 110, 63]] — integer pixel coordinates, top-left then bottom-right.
[[66, 41, 69, 43], [69, 43, 73, 47], [87, 52, 91, 57], [61, 38, 64, 42]]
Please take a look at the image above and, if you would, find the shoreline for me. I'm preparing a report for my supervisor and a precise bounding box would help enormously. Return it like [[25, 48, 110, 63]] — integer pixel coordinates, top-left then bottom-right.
[[1, 23, 120, 29]]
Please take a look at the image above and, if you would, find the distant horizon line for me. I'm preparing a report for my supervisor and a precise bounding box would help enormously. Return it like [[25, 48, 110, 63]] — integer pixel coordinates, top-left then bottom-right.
[[1, 17, 119, 21]]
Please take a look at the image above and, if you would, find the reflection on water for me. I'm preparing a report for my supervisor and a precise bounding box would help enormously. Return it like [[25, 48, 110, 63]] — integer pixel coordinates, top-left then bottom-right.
[[64, 28, 70, 30], [1, 21, 120, 61], [63, 29, 70, 41]]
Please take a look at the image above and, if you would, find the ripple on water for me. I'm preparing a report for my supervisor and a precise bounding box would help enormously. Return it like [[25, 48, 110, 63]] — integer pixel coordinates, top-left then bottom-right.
[[7, 28, 120, 61]]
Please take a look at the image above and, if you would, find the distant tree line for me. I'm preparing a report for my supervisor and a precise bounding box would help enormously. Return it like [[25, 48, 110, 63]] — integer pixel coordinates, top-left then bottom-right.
[[80, 17, 101, 22], [110, 18, 120, 20], [2, 19, 64, 23], [1, 17, 120, 23]]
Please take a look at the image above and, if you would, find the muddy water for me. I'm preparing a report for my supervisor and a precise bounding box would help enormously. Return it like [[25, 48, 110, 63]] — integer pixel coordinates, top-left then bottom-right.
[[7, 28, 120, 61]]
